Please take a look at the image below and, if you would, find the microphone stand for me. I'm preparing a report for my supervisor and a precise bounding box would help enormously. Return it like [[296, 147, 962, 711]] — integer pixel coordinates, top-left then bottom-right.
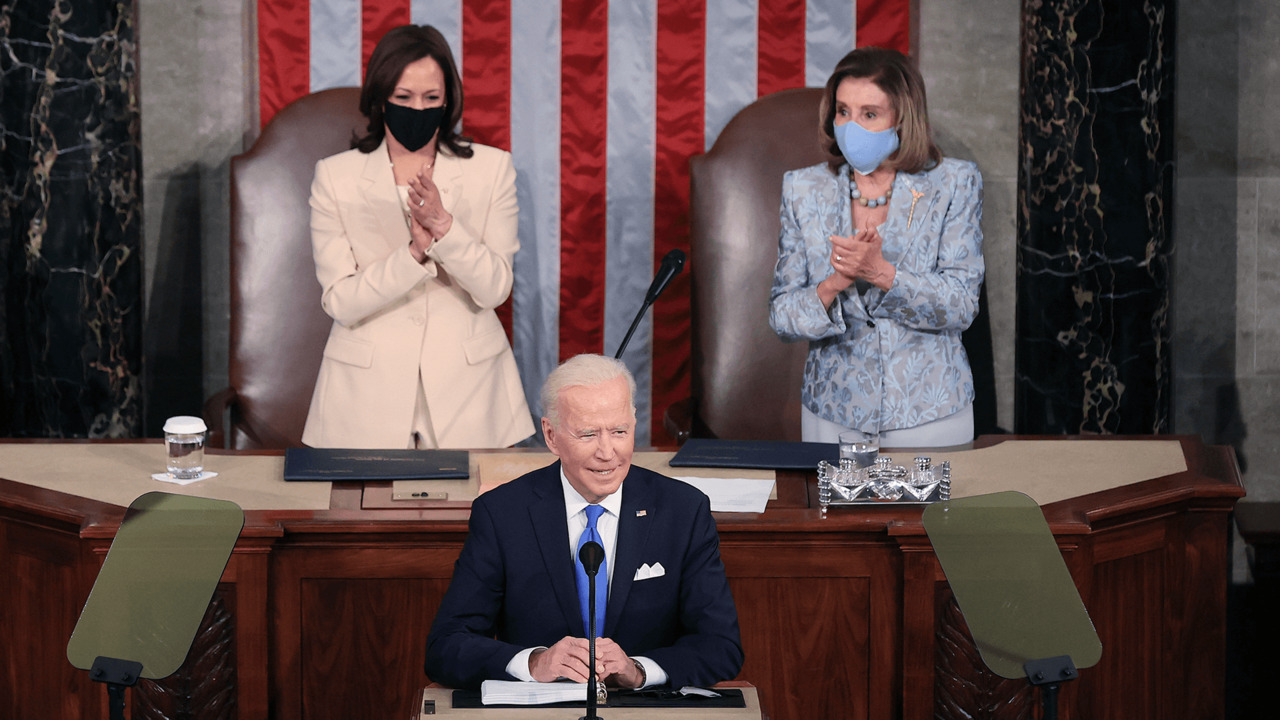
[[585, 586, 600, 720], [579, 541, 605, 720], [614, 303, 650, 360]]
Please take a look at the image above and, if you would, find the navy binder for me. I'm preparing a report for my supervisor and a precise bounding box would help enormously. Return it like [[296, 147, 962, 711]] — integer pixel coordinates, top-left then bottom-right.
[[668, 438, 837, 470], [283, 448, 470, 481]]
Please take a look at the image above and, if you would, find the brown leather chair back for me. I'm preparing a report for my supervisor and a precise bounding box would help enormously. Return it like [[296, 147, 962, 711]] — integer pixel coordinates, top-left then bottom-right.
[[223, 87, 365, 448], [687, 88, 999, 441], [688, 88, 828, 441]]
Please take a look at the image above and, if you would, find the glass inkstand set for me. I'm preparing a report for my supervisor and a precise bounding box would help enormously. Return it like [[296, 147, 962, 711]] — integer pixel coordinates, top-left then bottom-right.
[[817, 456, 951, 512]]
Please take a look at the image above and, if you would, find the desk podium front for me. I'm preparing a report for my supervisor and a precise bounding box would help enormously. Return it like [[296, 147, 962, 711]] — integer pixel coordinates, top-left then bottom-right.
[[0, 436, 1243, 720]]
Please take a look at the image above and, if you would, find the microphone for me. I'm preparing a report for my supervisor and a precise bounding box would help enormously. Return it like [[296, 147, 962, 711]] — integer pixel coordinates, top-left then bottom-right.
[[644, 249, 687, 305], [579, 541, 605, 720], [579, 541, 605, 577], [615, 249, 687, 359]]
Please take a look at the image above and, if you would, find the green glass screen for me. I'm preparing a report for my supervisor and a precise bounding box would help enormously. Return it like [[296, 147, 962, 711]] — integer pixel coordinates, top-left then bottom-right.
[[67, 492, 244, 679], [922, 491, 1101, 679]]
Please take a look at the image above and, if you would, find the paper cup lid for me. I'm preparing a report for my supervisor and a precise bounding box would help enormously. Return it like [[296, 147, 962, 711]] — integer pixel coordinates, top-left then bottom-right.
[[163, 415, 207, 434]]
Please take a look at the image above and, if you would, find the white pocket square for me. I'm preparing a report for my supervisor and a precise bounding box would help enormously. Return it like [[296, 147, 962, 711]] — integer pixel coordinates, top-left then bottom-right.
[[633, 562, 665, 581]]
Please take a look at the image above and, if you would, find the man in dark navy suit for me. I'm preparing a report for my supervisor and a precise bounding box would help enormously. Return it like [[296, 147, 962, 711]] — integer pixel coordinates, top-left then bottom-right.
[[425, 354, 743, 690]]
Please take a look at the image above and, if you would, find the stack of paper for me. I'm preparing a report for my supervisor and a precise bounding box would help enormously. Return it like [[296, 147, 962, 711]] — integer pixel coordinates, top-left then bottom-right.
[[480, 680, 589, 705]]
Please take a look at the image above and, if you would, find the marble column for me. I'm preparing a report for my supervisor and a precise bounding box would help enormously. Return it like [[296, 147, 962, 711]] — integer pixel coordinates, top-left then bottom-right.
[[1016, 0, 1175, 434], [0, 0, 143, 437]]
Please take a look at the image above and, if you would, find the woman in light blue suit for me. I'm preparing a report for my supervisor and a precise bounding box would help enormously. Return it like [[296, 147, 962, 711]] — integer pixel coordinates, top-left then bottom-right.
[[770, 48, 984, 447]]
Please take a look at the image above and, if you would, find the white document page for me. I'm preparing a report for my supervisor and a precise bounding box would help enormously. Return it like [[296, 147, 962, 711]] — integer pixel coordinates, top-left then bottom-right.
[[672, 476, 775, 513], [480, 680, 589, 705]]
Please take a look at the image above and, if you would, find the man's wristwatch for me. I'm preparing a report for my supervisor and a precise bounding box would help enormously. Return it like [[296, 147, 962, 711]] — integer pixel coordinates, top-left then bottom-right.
[[630, 657, 647, 688]]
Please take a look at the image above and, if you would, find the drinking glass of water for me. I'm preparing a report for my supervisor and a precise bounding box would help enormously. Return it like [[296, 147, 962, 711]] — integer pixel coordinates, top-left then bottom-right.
[[163, 415, 207, 479], [839, 429, 880, 469]]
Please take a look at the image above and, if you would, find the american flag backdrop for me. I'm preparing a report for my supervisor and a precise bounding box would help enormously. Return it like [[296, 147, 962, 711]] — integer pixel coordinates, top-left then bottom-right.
[[257, 0, 910, 443]]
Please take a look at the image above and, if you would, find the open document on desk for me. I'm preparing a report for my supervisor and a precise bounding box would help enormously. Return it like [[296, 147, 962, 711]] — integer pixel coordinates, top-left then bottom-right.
[[417, 684, 758, 717], [480, 680, 587, 705], [428, 681, 749, 712]]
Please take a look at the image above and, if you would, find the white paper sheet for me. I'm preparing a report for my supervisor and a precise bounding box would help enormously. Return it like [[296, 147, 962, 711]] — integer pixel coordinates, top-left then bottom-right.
[[480, 680, 589, 705], [152, 471, 219, 486], [672, 476, 775, 513]]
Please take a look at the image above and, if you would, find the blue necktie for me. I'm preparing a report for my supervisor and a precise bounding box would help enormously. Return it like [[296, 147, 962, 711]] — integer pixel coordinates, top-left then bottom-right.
[[575, 504, 607, 637]]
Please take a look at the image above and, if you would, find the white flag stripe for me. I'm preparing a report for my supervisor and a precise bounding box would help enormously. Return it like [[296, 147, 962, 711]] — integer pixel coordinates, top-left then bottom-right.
[[704, 0, 758, 152], [510, 2, 563, 422], [806, 0, 856, 87], [412, 0, 462, 80], [311, 0, 361, 91], [606, 0, 659, 442]]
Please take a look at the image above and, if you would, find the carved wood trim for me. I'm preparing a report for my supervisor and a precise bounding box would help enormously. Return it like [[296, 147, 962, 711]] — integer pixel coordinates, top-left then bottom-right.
[[134, 589, 237, 720], [934, 587, 1036, 720]]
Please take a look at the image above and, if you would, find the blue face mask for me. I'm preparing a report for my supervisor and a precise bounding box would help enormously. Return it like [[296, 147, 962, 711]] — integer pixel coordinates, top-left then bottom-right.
[[834, 121, 900, 175]]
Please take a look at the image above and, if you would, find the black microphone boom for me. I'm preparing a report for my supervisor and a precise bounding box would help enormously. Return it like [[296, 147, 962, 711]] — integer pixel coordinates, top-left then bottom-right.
[[614, 249, 686, 359], [579, 540, 605, 720]]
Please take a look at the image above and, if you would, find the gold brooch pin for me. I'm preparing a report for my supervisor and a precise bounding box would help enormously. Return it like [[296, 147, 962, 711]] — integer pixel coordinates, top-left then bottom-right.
[[907, 188, 925, 227]]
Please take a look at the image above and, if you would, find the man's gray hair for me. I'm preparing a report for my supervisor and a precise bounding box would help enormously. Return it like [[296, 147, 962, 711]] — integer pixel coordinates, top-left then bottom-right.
[[540, 354, 637, 427]]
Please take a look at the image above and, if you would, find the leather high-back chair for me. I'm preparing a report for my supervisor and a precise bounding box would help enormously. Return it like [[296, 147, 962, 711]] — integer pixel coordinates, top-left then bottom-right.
[[204, 88, 365, 449], [677, 87, 998, 442], [677, 88, 827, 442]]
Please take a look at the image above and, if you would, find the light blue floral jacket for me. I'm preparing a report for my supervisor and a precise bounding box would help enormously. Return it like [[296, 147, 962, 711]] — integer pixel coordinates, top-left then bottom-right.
[[769, 158, 984, 432]]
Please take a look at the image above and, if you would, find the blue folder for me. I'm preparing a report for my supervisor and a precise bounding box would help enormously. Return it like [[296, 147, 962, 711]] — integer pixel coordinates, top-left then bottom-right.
[[283, 448, 470, 481], [668, 438, 838, 470]]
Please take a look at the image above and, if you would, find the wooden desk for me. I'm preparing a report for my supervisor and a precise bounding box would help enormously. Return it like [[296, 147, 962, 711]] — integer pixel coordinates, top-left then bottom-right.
[[0, 436, 1243, 720]]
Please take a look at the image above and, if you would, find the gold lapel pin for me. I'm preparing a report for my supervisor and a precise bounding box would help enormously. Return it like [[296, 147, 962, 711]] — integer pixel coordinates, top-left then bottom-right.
[[907, 188, 925, 227]]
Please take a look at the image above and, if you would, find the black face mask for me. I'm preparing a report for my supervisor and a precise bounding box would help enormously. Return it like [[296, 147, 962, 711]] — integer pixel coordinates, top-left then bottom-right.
[[383, 102, 446, 152]]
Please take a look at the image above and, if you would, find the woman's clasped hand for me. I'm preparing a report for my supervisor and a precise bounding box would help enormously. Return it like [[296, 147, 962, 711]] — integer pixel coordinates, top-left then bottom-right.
[[406, 166, 452, 258], [828, 228, 896, 291]]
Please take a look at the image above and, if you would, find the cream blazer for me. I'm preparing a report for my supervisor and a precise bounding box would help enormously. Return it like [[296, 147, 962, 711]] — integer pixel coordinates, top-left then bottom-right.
[[301, 140, 534, 449]]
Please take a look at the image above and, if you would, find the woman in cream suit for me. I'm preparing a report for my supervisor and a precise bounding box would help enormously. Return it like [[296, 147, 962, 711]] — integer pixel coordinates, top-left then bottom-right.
[[770, 48, 984, 447], [302, 25, 534, 449]]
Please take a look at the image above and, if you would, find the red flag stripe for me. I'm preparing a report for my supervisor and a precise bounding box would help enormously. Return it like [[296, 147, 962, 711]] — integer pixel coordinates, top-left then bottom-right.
[[856, 0, 910, 54], [257, 0, 310, 128], [362, 1, 411, 77], [461, 1, 515, 338], [650, 0, 706, 443], [757, 0, 806, 96], [461, 0, 512, 152], [558, 0, 609, 360]]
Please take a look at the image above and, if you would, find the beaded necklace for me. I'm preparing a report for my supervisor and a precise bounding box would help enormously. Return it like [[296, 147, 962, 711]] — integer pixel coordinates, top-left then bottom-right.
[[849, 169, 893, 208]]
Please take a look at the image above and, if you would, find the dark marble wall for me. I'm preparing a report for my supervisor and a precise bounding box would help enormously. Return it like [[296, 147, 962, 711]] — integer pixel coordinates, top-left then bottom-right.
[[0, 0, 142, 437], [1016, 0, 1176, 434]]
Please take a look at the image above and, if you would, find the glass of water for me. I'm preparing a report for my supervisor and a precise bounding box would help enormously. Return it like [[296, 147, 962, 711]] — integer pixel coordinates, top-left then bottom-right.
[[839, 429, 880, 469], [163, 416, 207, 479]]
